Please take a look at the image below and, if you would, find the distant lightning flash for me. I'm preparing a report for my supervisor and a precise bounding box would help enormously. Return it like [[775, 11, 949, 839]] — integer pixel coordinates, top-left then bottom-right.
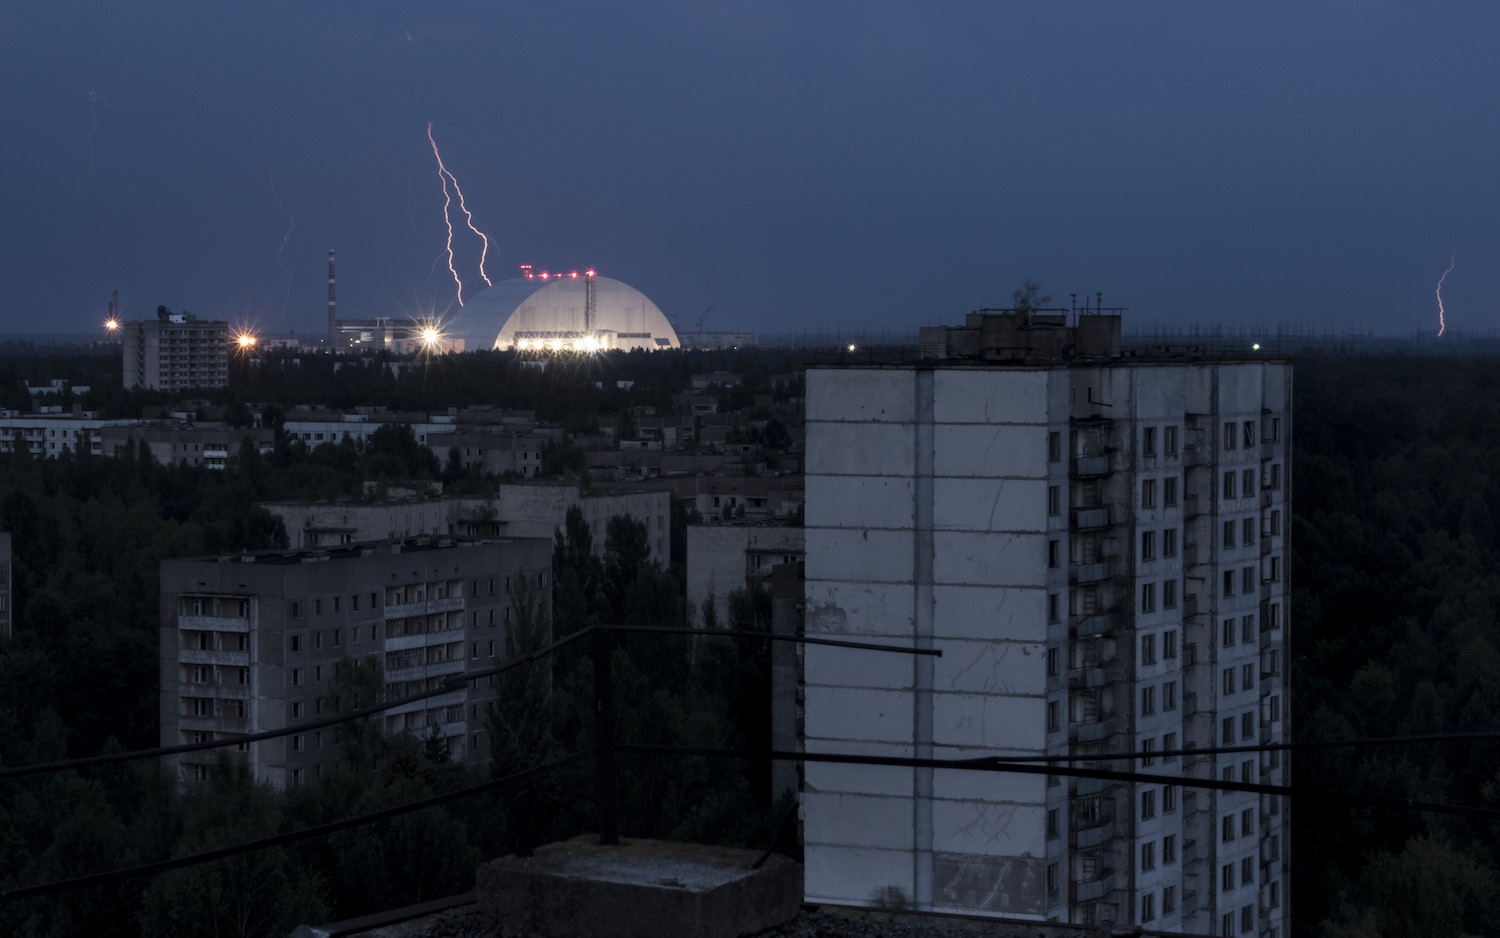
[[426, 123, 465, 305], [1436, 250, 1455, 337], [260, 148, 296, 316], [426, 122, 494, 294]]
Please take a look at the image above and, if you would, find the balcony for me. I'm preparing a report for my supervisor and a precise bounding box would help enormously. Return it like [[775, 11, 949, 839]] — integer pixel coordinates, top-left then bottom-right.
[[1073, 613, 1114, 638], [179, 614, 250, 633], [1072, 718, 1114, 744], [1071, 507, 1112, 530], [1072, 454, 1113, 478], [1073, 872, 1116, 903], [1071, 561, 1114, 584], [179, 648, 249, 666], [387, 657, 467, 684], [1073, 818, 1116, 850], [1070, 667, 1108, 690], [386, 630, 466, 652], [384, 595, 465, 620]]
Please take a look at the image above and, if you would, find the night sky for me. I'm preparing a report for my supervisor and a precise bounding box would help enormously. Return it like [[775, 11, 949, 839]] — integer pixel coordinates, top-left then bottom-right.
[[3, 2, 1497, 339]]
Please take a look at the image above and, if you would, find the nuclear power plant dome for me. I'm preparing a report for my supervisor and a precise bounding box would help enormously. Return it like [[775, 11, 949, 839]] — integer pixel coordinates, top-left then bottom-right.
[[445, 272, 680, 353]]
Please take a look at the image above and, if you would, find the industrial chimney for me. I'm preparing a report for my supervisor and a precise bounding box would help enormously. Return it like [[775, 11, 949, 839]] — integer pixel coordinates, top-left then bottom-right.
[[327, 250, 336, 349]]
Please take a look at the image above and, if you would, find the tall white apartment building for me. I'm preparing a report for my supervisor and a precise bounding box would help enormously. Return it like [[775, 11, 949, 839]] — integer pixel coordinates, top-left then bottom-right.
[[802, 311, 1290, 936], [160, 535, 550, 788], [123, 309, 229, 391]]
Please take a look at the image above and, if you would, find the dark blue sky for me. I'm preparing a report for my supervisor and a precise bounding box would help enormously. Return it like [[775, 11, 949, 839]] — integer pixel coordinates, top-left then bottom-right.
[[3, 2, 1497, 338]]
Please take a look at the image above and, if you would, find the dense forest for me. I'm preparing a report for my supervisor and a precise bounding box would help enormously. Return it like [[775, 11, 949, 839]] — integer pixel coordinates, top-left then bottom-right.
[[3, 346, 1500, 934]]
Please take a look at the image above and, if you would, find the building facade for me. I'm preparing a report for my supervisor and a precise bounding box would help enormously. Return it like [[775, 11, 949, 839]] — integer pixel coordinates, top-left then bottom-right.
[[802, 312, 1290, 937], [122, 310, 229, 391], [160, 536, 551, 788]]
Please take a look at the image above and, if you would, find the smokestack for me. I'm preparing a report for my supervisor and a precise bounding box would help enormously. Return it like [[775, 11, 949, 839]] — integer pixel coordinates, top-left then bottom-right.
[[327, 250, 337, 348]]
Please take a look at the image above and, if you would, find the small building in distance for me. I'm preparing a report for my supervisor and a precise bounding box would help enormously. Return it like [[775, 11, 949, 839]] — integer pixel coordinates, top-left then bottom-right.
[[122, 309, 229, 391], [160, 535, 551, 789]]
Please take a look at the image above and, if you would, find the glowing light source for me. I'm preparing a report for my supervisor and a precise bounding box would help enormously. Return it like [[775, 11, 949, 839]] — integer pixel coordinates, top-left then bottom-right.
[[236, 331, 259, 349], [104, 318, 119, 333], [847, 343, 856, 352], [1252, 343, 1261, 351]]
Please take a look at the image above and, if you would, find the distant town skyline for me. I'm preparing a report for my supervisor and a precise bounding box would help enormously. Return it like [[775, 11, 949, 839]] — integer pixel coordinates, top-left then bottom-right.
[[3, 2, 1498, 339]]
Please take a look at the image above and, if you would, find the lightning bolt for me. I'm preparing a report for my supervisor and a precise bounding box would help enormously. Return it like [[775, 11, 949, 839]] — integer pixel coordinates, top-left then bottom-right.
[[1436, 249, 1455, 337], [426, 122, 494, 293], [260, 147, 296, 317], [426, 123, 465, 305]]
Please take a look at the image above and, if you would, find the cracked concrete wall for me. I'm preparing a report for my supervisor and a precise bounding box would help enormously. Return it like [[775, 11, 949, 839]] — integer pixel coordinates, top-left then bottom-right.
[[803, 366, 1050, 916]]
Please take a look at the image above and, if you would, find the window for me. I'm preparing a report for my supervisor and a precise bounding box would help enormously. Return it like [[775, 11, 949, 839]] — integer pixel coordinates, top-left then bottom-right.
[[1223, 570, 1235, 598], [1047, 808, 1059, 838], [1269, 509, 1282, 536], [1242, 711, 1256, 739], [1165, 425, 1178, 457], [1046, 862, 1060, 898], [1244, 420, 1256, 448], [1047, 700, 1060, 732], [1164, 475, 1178, 507], [1048, 539, 1060, 568], [1223, 471, 1237, 500], [1142, 583, 1156, 614], [1142, 737, 1155, 766], [1141, 632, 1157, 664], [1241, 904, 1255, 933], [1266, 416, 1281, 442], [1223, 520, 1236, 549], [1224, 422, 1237, 451], [1222, 716, 1236, 744], [292, 734, 305, 753], [1242, 807, 1255, 837], [1223, 814, 1236, 842], [1163, 834, 1176, 864], [1269, 462, 1283, 490], [1048, 431, 1061, 463], [313, 631, 322, 651], [1243, 663, 1256, 691], [1243, 467, 1256, 495], [1048, 593, 1060, 624], [1163, 784, 1176, 812], [1143, 426, 1157, 458], [1141, 788, 1156, 819], [290, 600, 302, 618], [314, 598, 322, 616], [1242, 517, 1256, 546], [291, 701, 303, 719], [1222, 912, 1235, 937], [1268, 555, 1282, 582], [1242, 858, 1255, 887], [1223, 618, 1236, 646], [290, 668, 303, 687], [1047, 647, 1059, 677], [1242, 614, 1256, 643], [1142, 530, 1156, 561], [333, 596, 341, 613], [1164, 629, 1178, 659], [1163, 884, 1176, 915], [1222, 863, 1235, 891], [1142, 478, 1157, 508], [1141, 685, 1156, 715], [1164, 579, 1178, 609], [1163, 526, 1177, 557], [1267, 602, 1282, 630], [1141, 892, 1155, 922], [1223, 667, 1236, 695], [351, 593, 359, 611], [1048, 485, 1061, 516], [1164, 731, 1178, 761], [471, 642, 479, 660], [333, 628, 342, 647], [314, 665, 323, 683], [1163, 680, 1177, 711]]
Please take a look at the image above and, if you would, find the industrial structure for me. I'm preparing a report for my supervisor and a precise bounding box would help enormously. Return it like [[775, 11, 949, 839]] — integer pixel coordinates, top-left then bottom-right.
[[444, 269, 680, 353], [121, 309, 229, 391], [160, 536, 551, 789], [801, 310, 1290, 936]]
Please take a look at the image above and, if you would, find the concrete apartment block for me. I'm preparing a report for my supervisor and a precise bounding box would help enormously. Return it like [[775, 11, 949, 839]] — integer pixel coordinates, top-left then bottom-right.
[[802, 312, 1290, 937]]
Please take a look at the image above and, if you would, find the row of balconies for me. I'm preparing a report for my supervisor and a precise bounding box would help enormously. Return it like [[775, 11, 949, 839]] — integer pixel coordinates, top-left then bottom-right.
[[179, 647, 249, 666], [383, 595, 465, 620], [179, 614, 251, 633]]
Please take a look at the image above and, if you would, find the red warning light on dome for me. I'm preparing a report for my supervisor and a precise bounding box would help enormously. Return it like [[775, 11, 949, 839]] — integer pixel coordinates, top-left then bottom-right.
[[586, 269, 596, 279], [568, 271, 579, 279]]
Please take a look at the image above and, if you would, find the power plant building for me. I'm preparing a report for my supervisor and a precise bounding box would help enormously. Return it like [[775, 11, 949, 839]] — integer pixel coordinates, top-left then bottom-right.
[[445, 272, 680, 353], [802, 311, 1290, 937]]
